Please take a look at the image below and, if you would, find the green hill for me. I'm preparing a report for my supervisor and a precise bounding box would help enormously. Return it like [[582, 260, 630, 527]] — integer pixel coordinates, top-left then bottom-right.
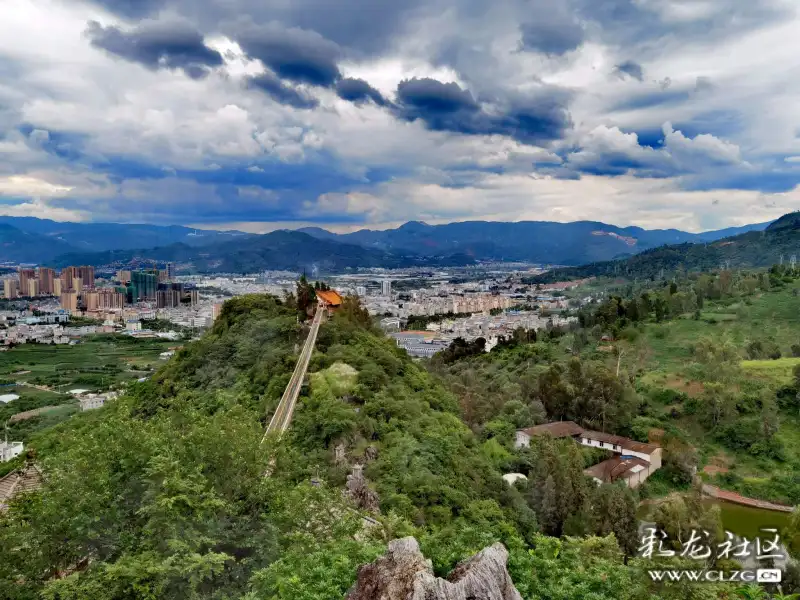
[[0, 223, 76, 263], [53, 230, 475, 272], [531, 211, 800, 283]]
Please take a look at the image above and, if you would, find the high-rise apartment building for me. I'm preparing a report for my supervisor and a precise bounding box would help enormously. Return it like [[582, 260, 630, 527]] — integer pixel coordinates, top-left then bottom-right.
[[84, 291, 99, 312], [166, 262, 176, 280], [382, 279, 392, 297], [356, 285, 367, 297], [84, 289, 125, 311], [3, 278, 18, 299], [156, 289, 181, 308], [38, 268, 55, 295], [60, 267, 78, 292], [117, 270, 132, 284], [53, 278, 62, 295], [78, 266, 95, 290], [27, 279, 39, 298], [18, 269, 35, 297], [130, 270, 158, 302], [212, 302, 224, 321], [60, 292, 79, 312]]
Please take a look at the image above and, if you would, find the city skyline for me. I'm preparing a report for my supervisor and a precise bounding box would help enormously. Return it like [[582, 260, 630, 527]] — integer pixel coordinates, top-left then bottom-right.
[[1, 0, 800, 234]]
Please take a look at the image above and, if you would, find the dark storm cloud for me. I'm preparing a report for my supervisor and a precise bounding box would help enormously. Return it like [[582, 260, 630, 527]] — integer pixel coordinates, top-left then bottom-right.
[[576, 0, 789, 47], [247, 73, 319, 110], [396, 78, 479, 114], [86, 21, 223, 80], [89, 0, 166, 18], [393, 77, 571, 144], [236, 26, 342, 87], [335, 78, 387, 106], [614, 60, 644, 81], [519, 17, 584, 55]]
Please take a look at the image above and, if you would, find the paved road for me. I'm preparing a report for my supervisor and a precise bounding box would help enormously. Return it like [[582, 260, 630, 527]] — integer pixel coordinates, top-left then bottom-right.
[[262, 309, 324, 441]]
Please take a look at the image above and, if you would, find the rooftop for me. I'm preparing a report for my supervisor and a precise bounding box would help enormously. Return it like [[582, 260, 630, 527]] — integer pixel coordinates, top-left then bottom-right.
[[580, 430, 660, 454], [316, 290, 343, 306], [584, 456, 649, 483], [520, 421, 584, 439]]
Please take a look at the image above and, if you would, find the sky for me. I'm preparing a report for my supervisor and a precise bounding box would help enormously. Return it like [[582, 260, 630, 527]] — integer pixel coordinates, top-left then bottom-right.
[[1, 0, 800, 233]]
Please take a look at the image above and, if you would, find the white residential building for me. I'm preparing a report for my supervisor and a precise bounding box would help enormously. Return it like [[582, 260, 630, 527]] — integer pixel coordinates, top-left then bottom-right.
[[0, 441, 24, 462], [79, 391, 118, 411]]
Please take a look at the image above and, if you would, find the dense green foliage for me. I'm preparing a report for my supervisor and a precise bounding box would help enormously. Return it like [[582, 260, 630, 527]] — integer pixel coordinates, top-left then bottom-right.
[[4, 286, 799, 599], [531, 212, 800, 283]]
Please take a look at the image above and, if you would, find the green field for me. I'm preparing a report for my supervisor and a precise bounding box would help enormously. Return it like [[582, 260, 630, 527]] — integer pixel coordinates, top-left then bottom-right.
[[0, 335, 179, 443], [741, 356, 800, 384], [0, 335, 178, 393], [630, 282, 800, 374], [589, 279, 800, 504]]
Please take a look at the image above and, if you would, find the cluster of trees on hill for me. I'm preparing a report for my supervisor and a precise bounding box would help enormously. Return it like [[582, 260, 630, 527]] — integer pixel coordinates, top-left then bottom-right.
[[6, 283, 800, 598], [530, 212, 800, 284]]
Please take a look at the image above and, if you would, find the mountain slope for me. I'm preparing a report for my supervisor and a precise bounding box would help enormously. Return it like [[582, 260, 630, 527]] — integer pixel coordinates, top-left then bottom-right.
[[529, 212, 800, 282], [0, 216, 252, 254], [0, 223, 77, 263], [299, 219, 773, 265], [53, 230, 475, 272]]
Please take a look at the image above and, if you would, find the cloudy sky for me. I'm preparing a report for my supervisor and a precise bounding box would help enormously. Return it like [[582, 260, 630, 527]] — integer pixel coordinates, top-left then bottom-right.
[[1, 0, 800, 233]]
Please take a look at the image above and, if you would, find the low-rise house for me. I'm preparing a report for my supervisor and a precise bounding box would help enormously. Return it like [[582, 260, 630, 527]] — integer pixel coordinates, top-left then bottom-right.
[[515, 420, 662, 489], [0, 441, 24, 462], [515, 420, 584, 448], [584, 456, 652, 488], [79, 391, 118, 411]]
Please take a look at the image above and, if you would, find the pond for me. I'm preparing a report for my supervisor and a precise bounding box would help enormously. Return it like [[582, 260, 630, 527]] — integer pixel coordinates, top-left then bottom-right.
[[707, 500, 792, 540], [639, 499, 791, 540]]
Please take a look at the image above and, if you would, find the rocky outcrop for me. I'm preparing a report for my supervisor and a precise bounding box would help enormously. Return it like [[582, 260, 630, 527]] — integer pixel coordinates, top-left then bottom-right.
[[346, 464, 380, 513], [334, 443, 348, 466], [364, 445, 379, 462], [346, 537, 522, 600]]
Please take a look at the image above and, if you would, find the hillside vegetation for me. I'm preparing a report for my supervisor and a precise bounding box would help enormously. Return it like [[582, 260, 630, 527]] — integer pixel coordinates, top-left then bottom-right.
[[531, 211, 800, 283], [0, 293, 754, 599]]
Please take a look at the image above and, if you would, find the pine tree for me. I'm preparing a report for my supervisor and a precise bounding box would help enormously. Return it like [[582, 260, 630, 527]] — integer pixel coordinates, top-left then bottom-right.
[[540, 474, 560, 535]]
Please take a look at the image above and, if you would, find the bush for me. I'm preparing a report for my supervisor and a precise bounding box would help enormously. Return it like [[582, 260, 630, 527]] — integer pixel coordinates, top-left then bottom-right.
[[649, 388, 688, 405]]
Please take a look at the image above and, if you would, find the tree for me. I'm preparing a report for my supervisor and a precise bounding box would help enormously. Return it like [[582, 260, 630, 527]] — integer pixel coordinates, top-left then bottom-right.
[[296, 274, 316, 318], [591, 484, 639, 557], [702, 383, 737, 429], [539, 474, 560, 535], [661, 437, 698, 486]]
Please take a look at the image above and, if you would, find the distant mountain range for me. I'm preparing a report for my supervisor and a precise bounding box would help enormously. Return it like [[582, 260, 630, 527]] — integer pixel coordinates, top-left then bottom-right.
[[297, 219, 772, 265], [530, 212, 800, 283], [0, 216, 251, 263], [0, 215, 775, 272], [52, 230, 475, 273]]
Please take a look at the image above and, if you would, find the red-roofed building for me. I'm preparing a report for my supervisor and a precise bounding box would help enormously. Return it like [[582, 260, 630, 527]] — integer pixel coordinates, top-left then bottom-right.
[[316, 290, 343, 310], [515, 420, 663, 489]]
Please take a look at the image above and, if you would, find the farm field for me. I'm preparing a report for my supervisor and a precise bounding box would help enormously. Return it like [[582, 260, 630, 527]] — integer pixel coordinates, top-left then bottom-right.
[[0, 334, 179, 393]]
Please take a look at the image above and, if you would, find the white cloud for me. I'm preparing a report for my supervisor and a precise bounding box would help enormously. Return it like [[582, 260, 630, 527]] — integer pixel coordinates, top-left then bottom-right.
[[0, 0, 798, 233]]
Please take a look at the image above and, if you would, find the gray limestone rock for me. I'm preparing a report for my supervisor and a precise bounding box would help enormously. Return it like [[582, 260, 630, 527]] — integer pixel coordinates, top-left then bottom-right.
[[346, 536, 522, 600]]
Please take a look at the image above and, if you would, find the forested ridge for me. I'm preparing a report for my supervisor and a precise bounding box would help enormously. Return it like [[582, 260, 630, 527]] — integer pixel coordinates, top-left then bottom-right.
[[0, 291, 788, 599], [530, 211, 800, 283]]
